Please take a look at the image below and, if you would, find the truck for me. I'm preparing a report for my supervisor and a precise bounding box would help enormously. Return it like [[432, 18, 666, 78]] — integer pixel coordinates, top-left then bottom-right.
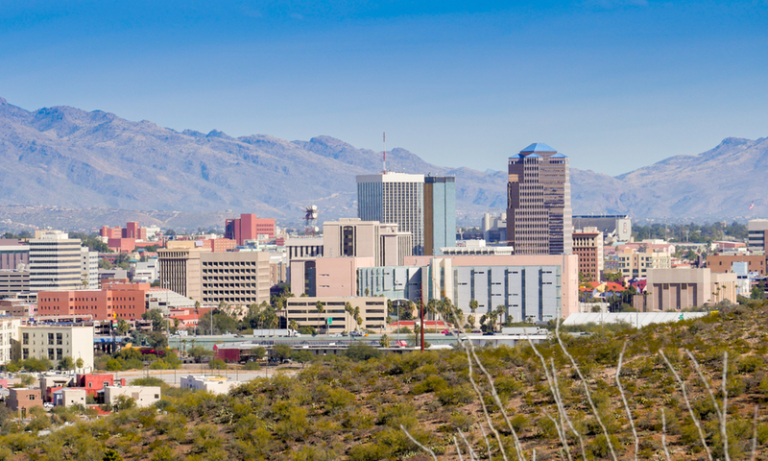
[[250, 329, 300, 338]]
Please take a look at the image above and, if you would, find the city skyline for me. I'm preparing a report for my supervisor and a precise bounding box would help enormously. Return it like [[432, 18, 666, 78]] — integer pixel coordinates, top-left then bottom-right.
[[1, 1, 767, 176]]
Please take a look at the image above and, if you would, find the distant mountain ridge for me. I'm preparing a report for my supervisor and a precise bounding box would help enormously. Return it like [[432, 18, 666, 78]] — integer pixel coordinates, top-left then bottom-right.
[[0, 96, 765, 227]]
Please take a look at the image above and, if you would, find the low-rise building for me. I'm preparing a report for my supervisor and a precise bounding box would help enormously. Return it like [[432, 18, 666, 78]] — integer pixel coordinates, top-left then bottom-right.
[[0, 298, 34, 317], [19, 325, 94, 370], [37, 281, 150, 321], [180, 375, 241, 394], [104, 386, 161, 407], [633, 268, 738, 311], [0, 269, 29, 297], [616, 247, 671, 278], [6, 388, 43, 413], [286, 296, 387, 333], [53, 388, 87, 407], [707, 254, 766, 276]]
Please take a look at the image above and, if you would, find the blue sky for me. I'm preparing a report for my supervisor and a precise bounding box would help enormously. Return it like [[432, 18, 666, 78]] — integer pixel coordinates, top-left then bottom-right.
[[1, 1, 767, 175]]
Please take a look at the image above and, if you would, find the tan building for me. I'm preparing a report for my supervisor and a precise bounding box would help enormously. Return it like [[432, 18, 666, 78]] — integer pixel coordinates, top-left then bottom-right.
[[0, 317, 20, 365], [748, 219, 768, 252], [634, 268, 738, 311], [290, 257, 374, 298], [158, 247, 208, 300], [159, 248, 271, 307], [506, 143, 572, 255], [19, 325, 94, 370], [286, 296, 387, 333], [572, 227, 604, 282], [708, 254, 766, 276], [617, 248, 671, 278], [6, 388, 43, 413], [0, 270, 29, 297], [323, 218, 412, 266]]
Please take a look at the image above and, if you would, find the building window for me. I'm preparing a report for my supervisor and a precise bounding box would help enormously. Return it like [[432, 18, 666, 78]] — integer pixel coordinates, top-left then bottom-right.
[[48, 349, 55, 360]]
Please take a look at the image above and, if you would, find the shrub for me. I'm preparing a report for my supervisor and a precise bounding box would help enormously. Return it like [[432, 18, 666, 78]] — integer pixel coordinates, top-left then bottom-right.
[[348, 443, 388, 461], [412, 375, 448, 394], [243, 361, 260, 370], [737, 355, 763, 374], [436, 384, 474, 406], [344, 344, 382, 361], [208, 359, 228, 370]]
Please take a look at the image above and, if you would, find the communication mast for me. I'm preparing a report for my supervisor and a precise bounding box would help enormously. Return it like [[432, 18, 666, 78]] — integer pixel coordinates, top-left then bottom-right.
[[304, 205, 319, 236]]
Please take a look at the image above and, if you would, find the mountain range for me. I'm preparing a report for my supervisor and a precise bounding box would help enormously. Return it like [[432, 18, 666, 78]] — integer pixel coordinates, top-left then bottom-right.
[[0, 96, 765, 230]]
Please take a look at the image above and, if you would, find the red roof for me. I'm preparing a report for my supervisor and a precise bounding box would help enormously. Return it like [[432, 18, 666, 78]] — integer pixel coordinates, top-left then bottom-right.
[[171, 314, 199, 320], [604, 282, 625, 292]]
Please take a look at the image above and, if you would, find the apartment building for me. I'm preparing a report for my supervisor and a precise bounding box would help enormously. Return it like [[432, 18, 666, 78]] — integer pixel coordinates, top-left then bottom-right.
[[19, 325, 94, 370], [506, 143, 572, 255], [0, 317, 21, 365], [285, 296, 387, 333], [572, 228, 604, 282], [81, 247, 98, 289], [29, 231, 83, 292], [617, 248, 671, 278]]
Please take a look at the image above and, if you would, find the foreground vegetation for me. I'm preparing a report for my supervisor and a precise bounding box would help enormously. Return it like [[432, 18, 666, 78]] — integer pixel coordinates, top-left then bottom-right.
[[4, 303, 768, 460]]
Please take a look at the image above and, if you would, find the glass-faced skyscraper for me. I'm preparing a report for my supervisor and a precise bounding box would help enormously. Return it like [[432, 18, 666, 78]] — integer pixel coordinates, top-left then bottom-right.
[[506, 143, 572, 255], [357, 172, 456, 256]]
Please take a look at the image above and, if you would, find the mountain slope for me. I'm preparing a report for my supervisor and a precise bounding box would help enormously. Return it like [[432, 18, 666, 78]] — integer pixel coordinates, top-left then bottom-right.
[[0, 96, 765, 223]]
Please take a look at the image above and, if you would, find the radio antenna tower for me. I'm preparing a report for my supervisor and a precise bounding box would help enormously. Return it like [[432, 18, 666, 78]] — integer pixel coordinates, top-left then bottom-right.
[[382, 132, 386, 174], [304, 205, 319, 236]]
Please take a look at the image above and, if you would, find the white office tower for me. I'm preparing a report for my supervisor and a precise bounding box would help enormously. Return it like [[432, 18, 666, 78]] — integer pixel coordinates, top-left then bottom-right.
[[81, 247, 99, 289], [29, 231, 83, 292], [357, 173, 425, 255]]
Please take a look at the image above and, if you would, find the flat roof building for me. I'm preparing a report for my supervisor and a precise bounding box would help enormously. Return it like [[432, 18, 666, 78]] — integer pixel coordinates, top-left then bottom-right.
[[286, 296, 387, 333], [19, 325, 94, 370], [29, 231, 83, 292]]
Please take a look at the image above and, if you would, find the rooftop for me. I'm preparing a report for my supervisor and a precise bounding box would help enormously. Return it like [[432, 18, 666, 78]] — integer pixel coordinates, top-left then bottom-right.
[[519, 143, 557, 153]]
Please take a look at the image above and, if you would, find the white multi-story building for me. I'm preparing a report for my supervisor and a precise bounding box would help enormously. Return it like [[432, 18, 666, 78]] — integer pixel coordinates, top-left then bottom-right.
[[357, 173, 425, 255], [180, 375, 241, 395], [748, 219, 768, 252], [133, 259, 159, 284], [81, 247, 99, 289], [0, 317, 21, 365], [29, 231, 83, 292], [19, 325, 94, 370], [104, 386, 161, 407]]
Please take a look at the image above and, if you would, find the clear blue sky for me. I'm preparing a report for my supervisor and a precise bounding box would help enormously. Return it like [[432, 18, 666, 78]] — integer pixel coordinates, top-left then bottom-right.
[[1, 1, 766, 175]]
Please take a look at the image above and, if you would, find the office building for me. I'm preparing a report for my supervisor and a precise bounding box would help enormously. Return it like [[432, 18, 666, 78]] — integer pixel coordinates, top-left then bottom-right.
[[480, 213, 507, 243], [157, 247, 207, 300], [29, 231, 83, 292], [81, 247, 98, 289], [0, 270, 29, 297], [199, 251, 271, 306], [37, 281, 150, 321], [290, 256, 373, 298], [572, 228, 604, 282], [708, 254, 766, 276], [19, 324, 94, 370], [441, 240, 514, 256], [225, 213, 276, 245], [285, 237, 324, 262], [424, 176, 456, 255], [0, 239, 29, 270], [506, 143, 572, 255], [323, 218, 412, 266], [633, 269, 738, 311], [285, 296, 387, 333], [357, 173, 425, 255], [357, 254, 579, 323], [748, 219, 768, 252]]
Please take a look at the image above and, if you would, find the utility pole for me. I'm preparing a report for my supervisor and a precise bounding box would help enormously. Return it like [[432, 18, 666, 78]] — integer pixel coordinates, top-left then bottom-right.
[[420, 297, 425, 352]]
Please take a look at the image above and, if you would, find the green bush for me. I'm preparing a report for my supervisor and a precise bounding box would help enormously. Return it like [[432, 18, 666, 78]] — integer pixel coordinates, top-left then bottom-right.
[[344, 344, 382, 361], [412, 375, 448, 395], [243, 361, 260, 370], [436, 384, 474, 406], [208, 359, 228, 370]]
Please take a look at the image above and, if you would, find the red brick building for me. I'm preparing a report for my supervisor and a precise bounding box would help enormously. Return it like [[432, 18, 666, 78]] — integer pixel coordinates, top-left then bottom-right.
[[708, 254, 766, 276], [101, 222, 150, 252], [225, 214, 276, 245], [37, 281, 151, 321], [202, 238, 237, 252]]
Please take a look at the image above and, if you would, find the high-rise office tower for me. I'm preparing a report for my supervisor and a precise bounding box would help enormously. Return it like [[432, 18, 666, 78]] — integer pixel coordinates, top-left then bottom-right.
[[424, 176, 456, 255], [506, 143, 572, 255], [357, 173, 425, 255], [29, 231, 84, 292]]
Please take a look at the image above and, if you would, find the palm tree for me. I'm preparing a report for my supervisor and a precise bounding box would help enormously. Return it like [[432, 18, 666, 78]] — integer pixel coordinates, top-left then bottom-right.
[[315, 301, 326, 333], [289, 319, 298, 332], [469, 299, 478, 314], [181, 339, 188, 357]]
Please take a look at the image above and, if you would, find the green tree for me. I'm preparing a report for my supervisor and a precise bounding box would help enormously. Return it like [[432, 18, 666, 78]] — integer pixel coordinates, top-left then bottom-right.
[[147, 331, 168, 350], [250, 346, 266, 360], [75, 357, 85, 373], [188, 345, 214, 363], [58, 356, 75, 371], [379, 334, 390, 348], [143, 309, 165, 331], [208, 359, 227, 370], [116, 318, 131, 335], [273, 344, 292, 361], [19, 374, 35, 387]]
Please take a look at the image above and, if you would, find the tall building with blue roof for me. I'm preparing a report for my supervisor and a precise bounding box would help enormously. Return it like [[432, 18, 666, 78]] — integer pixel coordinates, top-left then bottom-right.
[[506, 143, 573, 255]]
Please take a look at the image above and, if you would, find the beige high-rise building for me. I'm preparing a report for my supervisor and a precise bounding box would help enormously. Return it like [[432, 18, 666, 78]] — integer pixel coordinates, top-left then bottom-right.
[[506, 143, 572, 255], [323, 218, 412, 266], [29, 231, 84, 292], [159, 247, 271, 306], [634, 268, 737, 311]]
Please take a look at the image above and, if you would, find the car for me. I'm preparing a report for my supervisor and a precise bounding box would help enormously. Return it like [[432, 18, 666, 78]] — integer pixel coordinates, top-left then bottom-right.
[[482, 332, 496, 336], [350, 331, 363, 337]]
